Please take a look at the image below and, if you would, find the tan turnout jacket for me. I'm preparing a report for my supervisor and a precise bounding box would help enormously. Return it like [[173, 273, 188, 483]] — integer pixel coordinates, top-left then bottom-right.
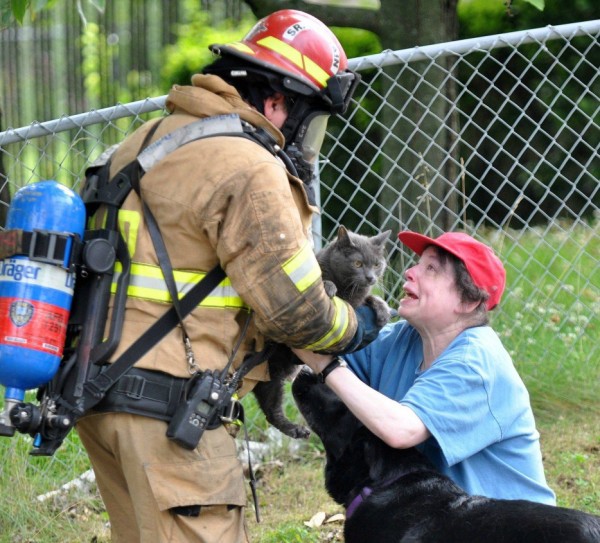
[[94, 74, 357, 391]]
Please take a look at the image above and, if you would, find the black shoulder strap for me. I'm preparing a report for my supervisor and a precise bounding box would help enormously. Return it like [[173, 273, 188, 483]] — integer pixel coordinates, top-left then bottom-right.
[[83, 264, 226, 406], [81, 115, 285, 405]]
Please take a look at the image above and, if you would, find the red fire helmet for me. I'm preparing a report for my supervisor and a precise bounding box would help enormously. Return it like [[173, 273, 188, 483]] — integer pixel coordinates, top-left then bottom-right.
[[210, 9, 349, 93]]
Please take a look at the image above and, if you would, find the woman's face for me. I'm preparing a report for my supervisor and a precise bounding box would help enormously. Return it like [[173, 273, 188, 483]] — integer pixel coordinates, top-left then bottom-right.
[[398, 247, 463, 331]]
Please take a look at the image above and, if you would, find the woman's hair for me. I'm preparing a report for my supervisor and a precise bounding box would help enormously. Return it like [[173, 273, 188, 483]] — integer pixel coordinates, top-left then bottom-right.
[[432, 246, 490, 326]]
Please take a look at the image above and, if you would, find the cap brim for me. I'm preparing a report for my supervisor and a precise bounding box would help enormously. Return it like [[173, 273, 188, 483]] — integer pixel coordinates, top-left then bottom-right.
[[397, 231, 437, 256]]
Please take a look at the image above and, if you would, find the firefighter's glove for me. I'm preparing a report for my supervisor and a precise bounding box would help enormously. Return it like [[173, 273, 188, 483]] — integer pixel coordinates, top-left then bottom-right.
[[336, 304, 382, 354]]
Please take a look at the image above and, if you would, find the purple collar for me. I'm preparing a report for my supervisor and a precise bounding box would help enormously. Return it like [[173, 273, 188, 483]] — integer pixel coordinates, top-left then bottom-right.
[[346, 486, 373, 519], [345, 471, 413, 519]]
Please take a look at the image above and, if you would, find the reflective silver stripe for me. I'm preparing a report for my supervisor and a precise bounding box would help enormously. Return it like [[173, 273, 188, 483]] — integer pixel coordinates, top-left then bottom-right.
[[282, 242, 322, 293], [112, 262, 248, 308], [137, 114, 245, 172]]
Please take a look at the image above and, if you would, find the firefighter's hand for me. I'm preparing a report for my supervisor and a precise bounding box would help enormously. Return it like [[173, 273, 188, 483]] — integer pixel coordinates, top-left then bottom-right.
[[336, 304, 383, 354]]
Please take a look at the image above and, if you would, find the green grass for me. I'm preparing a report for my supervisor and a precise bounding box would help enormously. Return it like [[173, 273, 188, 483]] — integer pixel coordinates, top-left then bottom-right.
[[0, 432, 108, 543], [490, 222, 599, 416]]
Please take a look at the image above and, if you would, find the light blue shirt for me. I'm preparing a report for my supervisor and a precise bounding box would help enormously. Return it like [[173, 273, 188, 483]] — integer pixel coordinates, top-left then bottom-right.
[[345, 320, 556, 505]]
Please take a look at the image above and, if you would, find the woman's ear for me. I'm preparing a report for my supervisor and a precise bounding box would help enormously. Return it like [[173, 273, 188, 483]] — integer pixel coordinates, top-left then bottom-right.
[[457, 299, 482, 315]]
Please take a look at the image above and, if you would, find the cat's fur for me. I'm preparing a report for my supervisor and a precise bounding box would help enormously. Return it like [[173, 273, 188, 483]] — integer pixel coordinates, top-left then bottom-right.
[[252, 226, 392, 438]]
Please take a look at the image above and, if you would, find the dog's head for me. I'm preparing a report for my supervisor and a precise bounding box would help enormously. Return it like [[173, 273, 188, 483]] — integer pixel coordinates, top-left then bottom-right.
[[292, 367, 361, 461], [292, 368, 372, 504], [292, 367, 436, 507]]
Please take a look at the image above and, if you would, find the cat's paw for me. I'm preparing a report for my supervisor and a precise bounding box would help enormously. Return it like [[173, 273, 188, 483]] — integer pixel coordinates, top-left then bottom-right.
[[323, 279, 338, 298], [278, 423, 311, 439], [290, 425, 311, 439], [365, 294, 393, 327]]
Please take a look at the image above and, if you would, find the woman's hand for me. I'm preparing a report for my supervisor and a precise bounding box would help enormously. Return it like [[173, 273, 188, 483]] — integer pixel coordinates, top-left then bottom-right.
[[294, 347, 430, 449], [292, 348, 333, 374]]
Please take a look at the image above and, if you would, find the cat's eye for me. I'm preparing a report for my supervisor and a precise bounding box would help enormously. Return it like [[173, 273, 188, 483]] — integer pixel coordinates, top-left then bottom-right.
[[354, 261, 363, 268]]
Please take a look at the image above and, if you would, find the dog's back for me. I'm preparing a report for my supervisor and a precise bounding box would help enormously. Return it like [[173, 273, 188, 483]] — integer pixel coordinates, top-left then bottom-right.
[[292, 368, 600, 543]]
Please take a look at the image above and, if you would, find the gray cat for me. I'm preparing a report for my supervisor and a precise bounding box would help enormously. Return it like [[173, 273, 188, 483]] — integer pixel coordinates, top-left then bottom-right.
[[252, 226, 392, 439]]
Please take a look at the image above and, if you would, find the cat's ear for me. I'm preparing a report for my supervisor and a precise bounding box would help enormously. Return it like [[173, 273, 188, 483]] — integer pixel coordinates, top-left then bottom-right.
[[372, 230, 392, 247], [337, 225, 351, 244]]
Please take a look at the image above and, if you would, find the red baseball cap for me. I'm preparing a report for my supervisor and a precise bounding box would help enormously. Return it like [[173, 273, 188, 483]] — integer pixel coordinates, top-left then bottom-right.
[[397, 231, 506, 310]]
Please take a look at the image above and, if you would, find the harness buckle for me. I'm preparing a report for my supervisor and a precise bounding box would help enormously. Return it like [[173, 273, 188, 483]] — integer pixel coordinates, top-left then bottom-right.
[[220, 397, 241, 424], [120, 375, 146, 400]]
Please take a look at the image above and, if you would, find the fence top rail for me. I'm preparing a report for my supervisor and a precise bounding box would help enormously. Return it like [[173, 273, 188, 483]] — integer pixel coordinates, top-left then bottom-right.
[[348, 19, 600, 69], [0, 19, 598, 147]]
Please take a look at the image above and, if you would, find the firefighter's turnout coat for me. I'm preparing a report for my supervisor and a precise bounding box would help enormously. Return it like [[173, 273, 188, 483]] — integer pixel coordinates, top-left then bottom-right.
[[101, 73, 357, 381], [77, 74, 358, 543]]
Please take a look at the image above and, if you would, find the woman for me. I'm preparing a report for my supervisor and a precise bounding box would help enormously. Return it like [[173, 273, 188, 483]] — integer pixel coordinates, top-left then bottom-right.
[[293, 230, 556, 505]]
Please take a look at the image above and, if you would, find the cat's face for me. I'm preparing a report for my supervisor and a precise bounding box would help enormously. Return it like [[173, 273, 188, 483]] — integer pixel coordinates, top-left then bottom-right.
[[323, 227, 391, 290], [335, 240, 386, 286]]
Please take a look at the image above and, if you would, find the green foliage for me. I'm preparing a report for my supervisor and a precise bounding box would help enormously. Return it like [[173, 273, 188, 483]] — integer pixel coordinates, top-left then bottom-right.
[[488, 222, 599, 414], [0, 430, 106, 543], [331, 26, 381, 59], [525, 0, 545, 9], [161, 12, 255, 87], [80, 22, 104, 107], [458, 0, 509, 36], [459, 0, 596, 37], [259, 523, 321, 543], [0, 0, 103, 28]]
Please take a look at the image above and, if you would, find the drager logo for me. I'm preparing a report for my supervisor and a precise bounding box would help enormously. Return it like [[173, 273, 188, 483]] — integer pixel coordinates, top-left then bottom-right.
[[0, 259, 42, 281]]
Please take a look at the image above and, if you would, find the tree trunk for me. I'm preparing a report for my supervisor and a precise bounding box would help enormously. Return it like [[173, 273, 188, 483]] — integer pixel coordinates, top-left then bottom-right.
[[244, 0, 460, 234], [376, 0, 459, 234]]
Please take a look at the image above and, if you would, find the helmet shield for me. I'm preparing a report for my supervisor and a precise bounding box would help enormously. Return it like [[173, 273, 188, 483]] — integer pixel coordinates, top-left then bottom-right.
[[299, 112, 329, 165], [283, 110, 330, 204]]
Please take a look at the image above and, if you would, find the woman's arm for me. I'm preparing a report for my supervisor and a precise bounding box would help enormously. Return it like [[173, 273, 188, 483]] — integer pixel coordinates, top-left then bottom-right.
[[292, 348, 431, 449]]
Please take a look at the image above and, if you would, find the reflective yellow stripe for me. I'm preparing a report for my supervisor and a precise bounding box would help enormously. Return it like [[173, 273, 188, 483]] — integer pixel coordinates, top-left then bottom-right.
[[228, 42, 256, 55], [257, 36, 330, 87], [258, 36, 303, 67], [282, 243, 321, 292], [304, 297, 351, 351], [282, 243, 349, 349], [301, 56, 330, 87], [111, 262, 248, 309]]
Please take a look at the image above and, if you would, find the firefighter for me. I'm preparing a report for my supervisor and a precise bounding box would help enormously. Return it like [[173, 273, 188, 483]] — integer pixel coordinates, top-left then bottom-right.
[[76, 10, 381, 543]]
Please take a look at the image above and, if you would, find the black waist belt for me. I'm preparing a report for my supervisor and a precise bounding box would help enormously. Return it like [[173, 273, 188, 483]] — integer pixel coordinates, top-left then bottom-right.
[[94, 367, 239, 429], [94, 367, 187, 422]]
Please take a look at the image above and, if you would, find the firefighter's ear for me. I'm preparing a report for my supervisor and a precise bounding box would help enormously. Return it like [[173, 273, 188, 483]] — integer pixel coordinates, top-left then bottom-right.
[[263, 94, 287, 128]]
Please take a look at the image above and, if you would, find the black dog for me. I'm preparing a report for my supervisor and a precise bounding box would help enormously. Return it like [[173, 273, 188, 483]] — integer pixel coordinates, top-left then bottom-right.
[[292, 368, 600, 543]]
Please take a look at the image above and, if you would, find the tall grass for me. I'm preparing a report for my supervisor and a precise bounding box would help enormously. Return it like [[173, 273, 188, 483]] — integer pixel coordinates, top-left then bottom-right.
[[491, 222, 599, 416], [0, 431, 107, 542]]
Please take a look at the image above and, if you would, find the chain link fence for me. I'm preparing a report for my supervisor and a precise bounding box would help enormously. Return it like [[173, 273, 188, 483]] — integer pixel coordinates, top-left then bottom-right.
[[0, 20, 598, 519]]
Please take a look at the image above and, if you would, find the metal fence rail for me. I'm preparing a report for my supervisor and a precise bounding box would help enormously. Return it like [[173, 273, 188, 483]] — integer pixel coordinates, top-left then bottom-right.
[[0, 20, 599, 489]]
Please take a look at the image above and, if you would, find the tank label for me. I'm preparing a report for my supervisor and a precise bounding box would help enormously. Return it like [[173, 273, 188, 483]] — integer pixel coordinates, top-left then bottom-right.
[[0, 297, 68, 355], [0, 258, 74, 294]]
